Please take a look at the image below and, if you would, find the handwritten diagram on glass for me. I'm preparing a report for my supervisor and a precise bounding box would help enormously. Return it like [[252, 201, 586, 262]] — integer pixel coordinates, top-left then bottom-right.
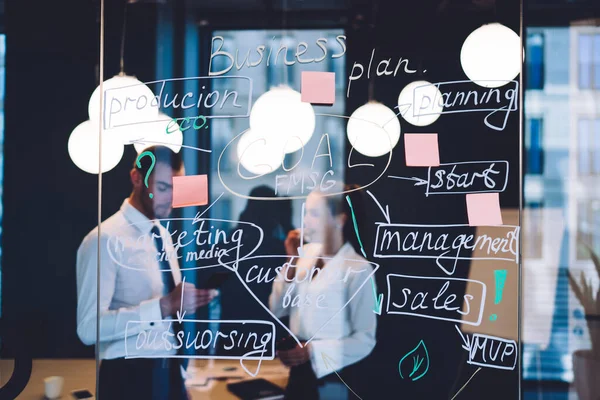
[[86, 5, 523, 399]]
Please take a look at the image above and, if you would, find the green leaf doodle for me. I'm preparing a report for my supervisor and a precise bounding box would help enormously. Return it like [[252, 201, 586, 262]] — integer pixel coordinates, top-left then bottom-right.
[[399, 340, 430, 382]]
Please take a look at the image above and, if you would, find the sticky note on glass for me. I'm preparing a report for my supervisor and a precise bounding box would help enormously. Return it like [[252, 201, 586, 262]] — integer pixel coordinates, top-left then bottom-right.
[[466, 193, 503, 226], [404, 133, 440, 167], [301, 71, 335, 105], [172, 175, 208, 208]]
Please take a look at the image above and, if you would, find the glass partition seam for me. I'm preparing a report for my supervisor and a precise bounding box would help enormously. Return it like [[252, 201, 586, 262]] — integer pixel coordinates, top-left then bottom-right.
[[96, 0, 104, 397], [519, 0, 524, 398]]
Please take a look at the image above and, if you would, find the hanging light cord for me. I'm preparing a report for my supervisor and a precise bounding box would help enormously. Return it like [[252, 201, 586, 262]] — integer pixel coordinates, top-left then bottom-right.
[[367, 0, 379, 101], [119, 1, 128, 75], [282, 0, 289, 86]]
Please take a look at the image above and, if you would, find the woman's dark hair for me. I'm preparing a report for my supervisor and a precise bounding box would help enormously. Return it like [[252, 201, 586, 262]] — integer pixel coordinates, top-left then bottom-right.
[[133, 145, 183, 177], [239, 185, 277, 228], [322, 184, 368, 258]]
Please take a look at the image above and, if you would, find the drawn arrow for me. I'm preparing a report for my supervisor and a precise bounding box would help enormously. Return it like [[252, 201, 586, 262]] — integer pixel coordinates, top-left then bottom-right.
[[387, 175, 428, 186], [397, 103, 413, 117], [298, 202, 305, 257], [366, 190, 391, 224], [176, 277, 186, 324], [346, 196, 368, 258], [129, 138, 212, 153], [454, 325, 471, 352], [321, 352, 364, 400], [371, 277, 383, 315], [193, 192, 224, 224]]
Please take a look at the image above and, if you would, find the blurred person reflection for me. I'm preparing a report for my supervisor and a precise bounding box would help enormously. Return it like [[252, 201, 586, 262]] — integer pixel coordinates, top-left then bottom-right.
[[76, 146, 216, 400], [219, 186, 295, 346], [269, 184, 377, 400]]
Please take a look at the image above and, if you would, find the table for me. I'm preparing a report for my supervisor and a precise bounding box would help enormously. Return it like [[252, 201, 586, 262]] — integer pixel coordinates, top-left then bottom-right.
[[0, 359, 289, 399]]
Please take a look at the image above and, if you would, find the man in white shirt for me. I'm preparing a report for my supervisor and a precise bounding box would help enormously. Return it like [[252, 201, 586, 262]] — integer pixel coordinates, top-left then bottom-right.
[[76, 145, 215, 400]]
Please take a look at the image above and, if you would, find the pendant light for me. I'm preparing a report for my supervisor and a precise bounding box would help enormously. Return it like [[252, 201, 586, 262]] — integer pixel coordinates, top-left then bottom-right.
[[460, 23, 521, 88], [397, 80, 444, 127], [69, 1, 158, 173], [68, 120, 125, 174], [346, 0, 401, 158]]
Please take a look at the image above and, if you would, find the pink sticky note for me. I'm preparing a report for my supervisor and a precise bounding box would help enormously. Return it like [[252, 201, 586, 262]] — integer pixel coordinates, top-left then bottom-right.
[[172, 175, 208, 208], [466, 193, 503, 226], [301, 71, 335, 105], [404, 133, 440, 167]]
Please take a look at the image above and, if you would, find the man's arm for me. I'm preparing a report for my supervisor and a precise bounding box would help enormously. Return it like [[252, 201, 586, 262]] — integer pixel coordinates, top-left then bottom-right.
[[75, 232, 163, 346]]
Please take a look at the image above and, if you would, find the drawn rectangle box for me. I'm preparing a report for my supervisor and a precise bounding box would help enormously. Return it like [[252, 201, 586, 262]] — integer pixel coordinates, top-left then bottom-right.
[[386, 274, 486, 326], [411, 80, 519, 117], [124, 319, 276, 360], [410, 80, 519, 131], [102, 76, 253, 130], [372, 223, 520, 265], [424, 161, 509, 196], [467, 333, 518, 370]]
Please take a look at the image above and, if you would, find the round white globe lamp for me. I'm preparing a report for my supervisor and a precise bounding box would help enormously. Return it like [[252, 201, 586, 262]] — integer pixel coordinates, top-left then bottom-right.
[[397, 80, 444, 127], [346, 101, 401, 158], [460, 23, 521, 88], [236, 129, 285, 176], [88, 74, 159, 132], [68, 120, 125, 174], [249, 86, 315, 154]]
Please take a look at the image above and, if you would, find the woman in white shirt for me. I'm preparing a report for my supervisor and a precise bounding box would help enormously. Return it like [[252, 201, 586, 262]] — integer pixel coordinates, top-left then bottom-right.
[[269, 185, 377, 399]]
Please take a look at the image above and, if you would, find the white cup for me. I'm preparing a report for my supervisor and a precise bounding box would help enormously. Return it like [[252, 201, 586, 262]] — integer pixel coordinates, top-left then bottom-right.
[[44, 376, 64, 399]]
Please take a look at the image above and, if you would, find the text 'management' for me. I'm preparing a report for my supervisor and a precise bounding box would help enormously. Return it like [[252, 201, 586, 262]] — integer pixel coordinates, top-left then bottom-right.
[[374, 223, 520, 275]]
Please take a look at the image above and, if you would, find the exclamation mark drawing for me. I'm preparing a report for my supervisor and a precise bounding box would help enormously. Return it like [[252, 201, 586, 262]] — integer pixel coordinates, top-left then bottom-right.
[[489, 269, 507, 321]]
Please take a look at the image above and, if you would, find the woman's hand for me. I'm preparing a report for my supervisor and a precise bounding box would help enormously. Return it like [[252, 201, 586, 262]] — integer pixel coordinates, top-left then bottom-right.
[[284, 229, 302, 280], [277, 342, 311, 367], [284, 229, 302, 257]]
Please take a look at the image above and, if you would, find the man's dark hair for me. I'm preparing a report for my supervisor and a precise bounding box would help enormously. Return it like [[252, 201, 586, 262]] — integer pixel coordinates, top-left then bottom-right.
[[134, 145, 183, 177]]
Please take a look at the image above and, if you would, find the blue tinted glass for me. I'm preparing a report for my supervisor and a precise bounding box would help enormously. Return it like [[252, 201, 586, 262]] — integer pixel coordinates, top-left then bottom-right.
[[595, 120, 600, 174], [579, 34, 593, 89], [579, 119, 590, 174], [580, 65, 591, 89], [527, 34, 544, 89], [528, 119, 543, 174], [595, 35, 600, 89]]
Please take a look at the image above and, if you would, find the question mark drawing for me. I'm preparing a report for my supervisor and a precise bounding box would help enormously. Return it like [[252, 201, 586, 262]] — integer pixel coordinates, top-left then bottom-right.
[[136, 151, 156, 199]]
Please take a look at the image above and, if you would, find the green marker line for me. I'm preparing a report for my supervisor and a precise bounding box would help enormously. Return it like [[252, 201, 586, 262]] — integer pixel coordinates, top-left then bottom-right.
[[345, 195, 367, 258], [370, 276, 383, 315], [494, 269, 508, 304]]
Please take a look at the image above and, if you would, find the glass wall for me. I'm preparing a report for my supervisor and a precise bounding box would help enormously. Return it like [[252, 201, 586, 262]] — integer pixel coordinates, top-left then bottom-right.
[[522, 18, 600, 400], [8, 1, 600, 400]]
